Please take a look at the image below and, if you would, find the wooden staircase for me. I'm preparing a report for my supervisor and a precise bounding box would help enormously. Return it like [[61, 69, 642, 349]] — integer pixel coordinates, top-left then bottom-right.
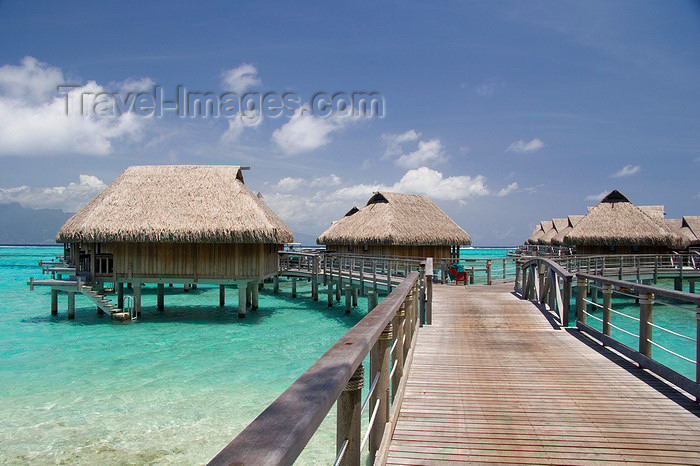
[[79, 284, 131, 321]]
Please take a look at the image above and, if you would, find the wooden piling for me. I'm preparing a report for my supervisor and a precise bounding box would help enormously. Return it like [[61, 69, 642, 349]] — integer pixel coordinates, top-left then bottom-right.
[[292, 277, 297, 298], [117, 282, 124, 309], [68, 291, 75, 319], [220, 285, 226, 307], [237, 281, 247, 318], [157, 283, 165, 310], [251, 281, 259, 310], [133, 281, 142, 316], [51, 289, 58, 316], [344, 286, 351, 314]]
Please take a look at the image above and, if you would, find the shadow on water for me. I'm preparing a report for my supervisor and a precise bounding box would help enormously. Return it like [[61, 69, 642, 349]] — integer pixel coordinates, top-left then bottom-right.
[[22, 289, 365, 327]]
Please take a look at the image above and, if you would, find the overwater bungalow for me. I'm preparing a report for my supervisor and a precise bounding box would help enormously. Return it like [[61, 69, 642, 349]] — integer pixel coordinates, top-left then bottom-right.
[[316, 192, 470, 259], [526, 223, 545, 245], [551, 215, 584, 246], [564, 190, 687, 255], [55, 165, 293, 317], [538, 218, 568, 245]]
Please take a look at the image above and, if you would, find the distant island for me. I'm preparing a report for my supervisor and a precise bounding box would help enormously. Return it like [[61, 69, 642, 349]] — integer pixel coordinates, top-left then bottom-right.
[[0, 203, 71, 245]]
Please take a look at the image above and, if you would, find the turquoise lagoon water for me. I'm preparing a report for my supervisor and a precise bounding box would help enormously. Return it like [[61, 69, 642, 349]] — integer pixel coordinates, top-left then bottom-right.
[[7, 246, 695, 464], [1, 246, 379, 465]]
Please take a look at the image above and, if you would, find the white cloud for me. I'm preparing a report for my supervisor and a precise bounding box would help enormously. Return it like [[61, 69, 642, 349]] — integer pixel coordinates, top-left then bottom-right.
[[382, 130, 420, 158], [395, 138, 446, 169], [391, 167, 488, 199], [0, 56, 62, 104], [117, 77, 157, 93], [275, 177, 305, 192], [475, 77, 505, 97], [263, 167, 489, 235], [221, 63, 261, 94], [310, 174, 341, 187], [272, 107, 349, 154], [381, 130, 448, 168], [506, 138, 545, 153], [0, 174, 107, 212], [611, 164, 640, 177], [0, 57, 146, 157], [497, 182, 518, 197], [333, 167, 488, 201], [585, 190, 609, 203]]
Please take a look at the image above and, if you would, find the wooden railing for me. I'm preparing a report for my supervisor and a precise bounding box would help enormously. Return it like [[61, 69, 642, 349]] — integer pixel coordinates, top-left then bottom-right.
[[516, 257, 574, 327], [209, 271, 424, 465], [576, 273, 700, 399], [549, 253, 700, 283]]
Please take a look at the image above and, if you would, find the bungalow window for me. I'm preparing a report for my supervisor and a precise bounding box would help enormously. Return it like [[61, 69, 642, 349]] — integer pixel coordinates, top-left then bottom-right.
[[348, 244, 353, 252], [609, 244, 616, 252], [632, 244, 639, 253]]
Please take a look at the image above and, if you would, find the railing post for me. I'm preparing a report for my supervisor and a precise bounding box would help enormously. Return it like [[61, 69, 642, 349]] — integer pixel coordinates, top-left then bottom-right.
[[639, 292, 654, 360], [392, 303, 405, 401], [538, 263, 546, 302], [337, 364, 364, 466], [312, 255, 319, 301], [486, 260, 492, 285], [515, 259, 522, 292], [426, 272, 433, 327], [576, 276, 588, 325], [562, 277, 571, 327], [503, 259, 507, 280], [602, 283, 612, 337], [369, 323, 392, 463], [419, 263, 426, 325]]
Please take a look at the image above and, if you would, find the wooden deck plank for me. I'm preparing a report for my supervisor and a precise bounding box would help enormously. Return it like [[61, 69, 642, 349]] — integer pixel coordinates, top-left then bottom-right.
[[385, 284, 700, 464]]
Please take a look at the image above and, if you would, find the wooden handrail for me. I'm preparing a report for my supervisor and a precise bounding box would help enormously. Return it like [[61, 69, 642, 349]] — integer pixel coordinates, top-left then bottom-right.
[[209, 272, 420, 466], [577, 272, 700, 305], [575, 272, 700, 399], [517, 257, 573, 326]]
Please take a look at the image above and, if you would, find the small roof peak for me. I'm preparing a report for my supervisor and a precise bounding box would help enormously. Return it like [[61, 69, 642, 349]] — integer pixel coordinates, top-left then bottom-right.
[[600, 190, 630, 204]]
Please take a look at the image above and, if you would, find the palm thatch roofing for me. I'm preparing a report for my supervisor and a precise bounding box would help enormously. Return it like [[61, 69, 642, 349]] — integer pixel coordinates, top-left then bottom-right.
[[57, 165, 294, 244], [526, 224, 545, 244], [538, 218, 568, 245], [564, 190, 686, 249], [317, 192, 471, 246], [639, 205, 665, 222], [551, 215, 584, 246], [682, 216, 700, 245]]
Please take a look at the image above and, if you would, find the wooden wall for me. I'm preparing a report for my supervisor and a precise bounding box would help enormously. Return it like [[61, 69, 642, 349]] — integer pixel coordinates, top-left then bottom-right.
[[324, 244, 456, 259], [100, 242, 282, 280], [575, 244, 673, 256]]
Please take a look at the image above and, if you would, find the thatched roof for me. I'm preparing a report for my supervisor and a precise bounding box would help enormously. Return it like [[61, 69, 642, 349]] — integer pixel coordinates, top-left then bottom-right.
[[317, 192, 471, 246], [564, 190, 686, 248], [551, 215, 584, 246], [538, 218, 568, 245], [682, 216, 700, 246], [57, 165, 293, 244], [640, 205, 665, 222], [526, 224, 545, 244]]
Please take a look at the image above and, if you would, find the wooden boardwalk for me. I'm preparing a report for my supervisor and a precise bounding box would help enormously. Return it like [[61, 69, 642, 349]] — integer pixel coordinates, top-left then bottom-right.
[[386, 284, 700, 464]]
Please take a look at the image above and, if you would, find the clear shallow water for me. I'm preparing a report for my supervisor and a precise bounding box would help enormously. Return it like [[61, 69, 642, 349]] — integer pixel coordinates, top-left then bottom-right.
[[5, 245, 696, 463], [1, 246, 374, 465]]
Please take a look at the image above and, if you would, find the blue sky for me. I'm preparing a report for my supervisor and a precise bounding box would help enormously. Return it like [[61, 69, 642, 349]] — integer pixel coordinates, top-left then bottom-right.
[[0, 0, 698, 245]]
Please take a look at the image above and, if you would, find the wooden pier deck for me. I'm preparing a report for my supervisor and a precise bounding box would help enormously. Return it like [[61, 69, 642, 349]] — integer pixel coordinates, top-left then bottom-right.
[[386, 284, 700, 464]]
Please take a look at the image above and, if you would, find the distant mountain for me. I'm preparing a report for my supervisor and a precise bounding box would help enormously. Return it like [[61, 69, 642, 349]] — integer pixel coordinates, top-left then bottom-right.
[[0, 203, 72, 244]]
